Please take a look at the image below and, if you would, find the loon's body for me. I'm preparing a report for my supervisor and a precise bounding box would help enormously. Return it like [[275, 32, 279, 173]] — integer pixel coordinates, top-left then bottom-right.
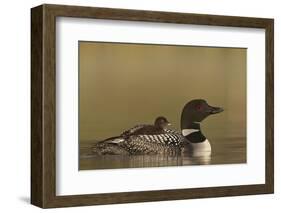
[[92, 117, 181, 155], [92, 100, 223, 155], [93, 131, 185, 155]]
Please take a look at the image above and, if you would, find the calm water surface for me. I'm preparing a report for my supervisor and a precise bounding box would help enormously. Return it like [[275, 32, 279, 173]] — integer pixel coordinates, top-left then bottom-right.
[[79, 137, 246, 170]]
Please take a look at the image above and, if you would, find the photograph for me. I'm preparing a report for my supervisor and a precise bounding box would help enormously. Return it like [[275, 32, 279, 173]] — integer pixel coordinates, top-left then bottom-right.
[[30, 3, 274, 208], [79, 41, 247, 170]]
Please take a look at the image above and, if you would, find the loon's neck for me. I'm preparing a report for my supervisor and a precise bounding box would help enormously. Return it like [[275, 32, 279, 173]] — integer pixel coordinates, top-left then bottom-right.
[[181, 122, 206, 143]]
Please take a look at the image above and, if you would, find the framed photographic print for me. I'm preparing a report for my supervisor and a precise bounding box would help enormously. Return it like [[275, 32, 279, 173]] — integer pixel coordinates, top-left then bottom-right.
[[31, 4, 274, 208]]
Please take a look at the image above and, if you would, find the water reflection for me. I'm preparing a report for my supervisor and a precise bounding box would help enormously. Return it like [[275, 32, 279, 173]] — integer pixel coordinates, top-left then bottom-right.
[[80, 151, 211, 170], [79, 138, 246, 170], [182, 151, 211, 165]]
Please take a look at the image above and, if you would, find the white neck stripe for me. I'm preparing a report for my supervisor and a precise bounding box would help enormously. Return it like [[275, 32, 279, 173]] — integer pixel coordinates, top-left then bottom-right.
[[182, 129, 200, 136]]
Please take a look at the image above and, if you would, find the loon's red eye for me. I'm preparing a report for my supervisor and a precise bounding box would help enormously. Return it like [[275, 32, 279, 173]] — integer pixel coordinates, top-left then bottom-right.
[[196, 105, 202, 110]]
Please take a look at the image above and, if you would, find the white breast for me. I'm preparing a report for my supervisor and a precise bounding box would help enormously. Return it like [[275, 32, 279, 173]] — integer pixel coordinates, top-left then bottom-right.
[[189, 139, 212, 157]]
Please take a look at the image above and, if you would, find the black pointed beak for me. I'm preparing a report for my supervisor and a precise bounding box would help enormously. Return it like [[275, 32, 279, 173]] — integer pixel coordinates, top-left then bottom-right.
[[209, 106, 224, 114]]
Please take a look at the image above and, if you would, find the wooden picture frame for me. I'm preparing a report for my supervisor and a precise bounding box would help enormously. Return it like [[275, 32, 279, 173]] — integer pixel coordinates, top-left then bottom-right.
[[31, 4, 274, 208]]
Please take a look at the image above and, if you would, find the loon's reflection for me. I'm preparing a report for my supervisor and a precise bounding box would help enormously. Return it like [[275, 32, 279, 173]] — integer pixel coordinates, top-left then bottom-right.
[[80, 150, 211, 170], [181, 150, 211, 165]]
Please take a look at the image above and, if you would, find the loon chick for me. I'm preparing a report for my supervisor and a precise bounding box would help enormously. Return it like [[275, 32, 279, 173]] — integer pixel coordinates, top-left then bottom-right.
[[92, 99, 223, 155], [122, 116, 171, 137]]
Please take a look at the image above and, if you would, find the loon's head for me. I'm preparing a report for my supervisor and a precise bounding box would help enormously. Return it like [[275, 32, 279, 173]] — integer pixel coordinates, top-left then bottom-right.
[[154, 116, 171, 129], [181, 99, 223, 129]]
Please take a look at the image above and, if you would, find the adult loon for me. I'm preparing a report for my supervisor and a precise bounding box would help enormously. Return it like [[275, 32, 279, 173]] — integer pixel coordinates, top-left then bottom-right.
[[92, 99, 223, 155], [180, 99, 223, 157]]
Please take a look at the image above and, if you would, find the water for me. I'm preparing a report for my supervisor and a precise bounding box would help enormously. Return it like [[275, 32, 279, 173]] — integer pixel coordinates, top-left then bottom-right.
[[79, 137, 246, 170]]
